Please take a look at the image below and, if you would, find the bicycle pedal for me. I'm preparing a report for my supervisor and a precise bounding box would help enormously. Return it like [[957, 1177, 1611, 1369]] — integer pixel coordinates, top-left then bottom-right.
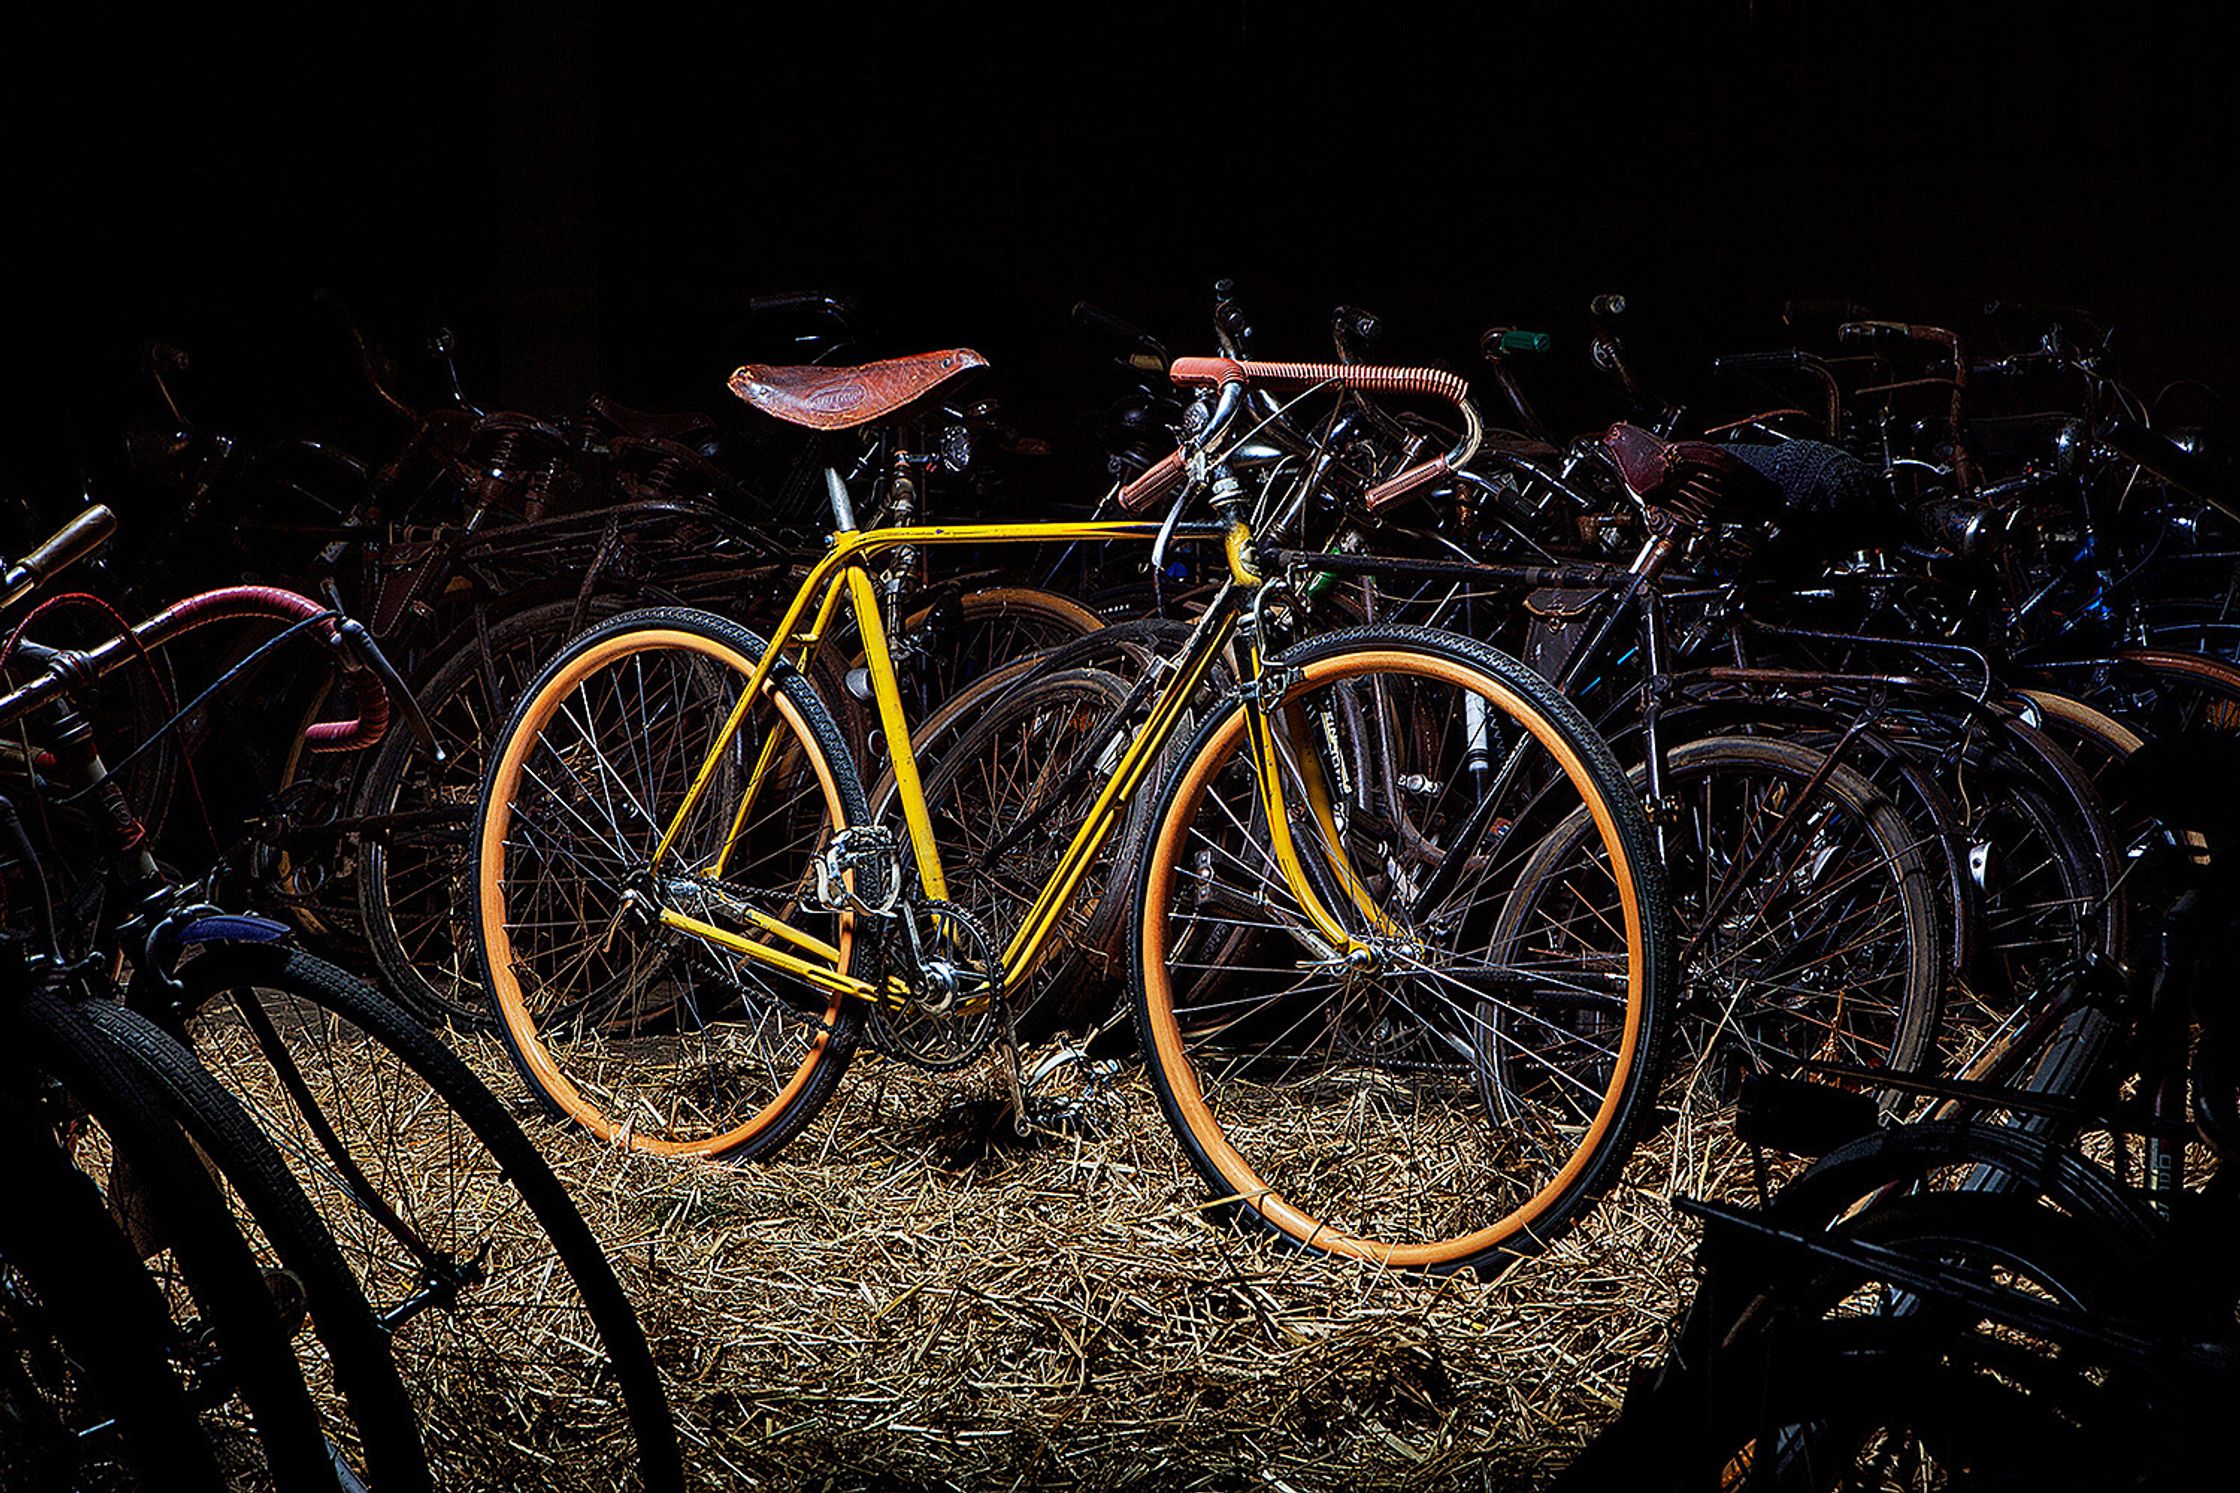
[[1014, 1096, 1114, 1140]]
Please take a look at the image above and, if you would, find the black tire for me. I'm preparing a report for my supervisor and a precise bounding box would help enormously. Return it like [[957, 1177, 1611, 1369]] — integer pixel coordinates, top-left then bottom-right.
[[842, 584, 1106, 765], [1131, 624, 1672, 1274], [1938, 737, 2123, 1102], [0, 1082, 227, 1492], [896, 584, 1105, 712], [876, 666, 1148, 1046], [1577, 1195, 2142, 1491], [1617, 693, 1979, 993], [13, 984, 338, 1491], [2060, 647, 2240, 745], [1761, 1117, 2164, 1251], [76, 996, 432, 1493], [1506, 737, 1943, 1139], [863, 617, 1211, 811], [170, 940, 684, 1492], [475, 604, 874, 1160]]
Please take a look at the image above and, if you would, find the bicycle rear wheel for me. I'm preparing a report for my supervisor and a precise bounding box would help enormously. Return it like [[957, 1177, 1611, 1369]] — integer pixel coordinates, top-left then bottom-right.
[[476, 605, 872, 1158], [1131, 624, 1670, 1274], [1503, 737, 1942, 1169]]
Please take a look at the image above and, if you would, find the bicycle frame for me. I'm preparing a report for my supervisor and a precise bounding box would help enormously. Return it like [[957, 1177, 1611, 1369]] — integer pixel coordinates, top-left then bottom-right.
[[642, 511, 1383, 1007]]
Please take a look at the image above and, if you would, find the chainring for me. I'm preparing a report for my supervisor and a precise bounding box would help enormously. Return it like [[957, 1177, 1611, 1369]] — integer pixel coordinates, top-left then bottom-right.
[[866, 898, 1008, 1071]]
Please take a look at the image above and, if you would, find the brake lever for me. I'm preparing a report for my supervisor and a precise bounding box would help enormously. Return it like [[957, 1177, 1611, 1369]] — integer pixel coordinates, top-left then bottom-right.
[[319, 579, 443, 761]]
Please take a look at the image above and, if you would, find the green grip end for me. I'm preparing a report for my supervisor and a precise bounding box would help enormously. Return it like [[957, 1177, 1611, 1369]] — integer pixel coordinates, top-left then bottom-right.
[[1499, 330, 1551, 356]]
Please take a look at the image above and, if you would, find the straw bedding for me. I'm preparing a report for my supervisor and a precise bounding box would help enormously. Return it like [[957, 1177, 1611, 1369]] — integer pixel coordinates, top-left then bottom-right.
[[443, 1037, 1733, 1491]]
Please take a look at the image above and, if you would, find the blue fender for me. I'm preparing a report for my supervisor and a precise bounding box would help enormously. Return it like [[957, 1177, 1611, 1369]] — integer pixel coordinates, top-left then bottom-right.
[[168, 913, 293, 950]]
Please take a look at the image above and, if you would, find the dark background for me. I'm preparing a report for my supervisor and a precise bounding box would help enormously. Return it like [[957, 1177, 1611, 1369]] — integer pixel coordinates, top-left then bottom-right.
[[9, 1, 2236, 505]]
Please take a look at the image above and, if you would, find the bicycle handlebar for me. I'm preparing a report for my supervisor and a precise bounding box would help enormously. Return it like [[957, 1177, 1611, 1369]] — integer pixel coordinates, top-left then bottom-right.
[[1712, 350, 1814, 375], [137, 587, 392, 752], [0, 583, 419, 757], [1840, 320, 1962, 353], [1165, 357, 1482, 512], [1116, 354, 1483, 515], [1167, 356, 1469, 400], [1115, 449, 1189, 512], [1481, 328, 1551, 358], [2, 505, 118, 612], [1111, 358, 1254, 514]]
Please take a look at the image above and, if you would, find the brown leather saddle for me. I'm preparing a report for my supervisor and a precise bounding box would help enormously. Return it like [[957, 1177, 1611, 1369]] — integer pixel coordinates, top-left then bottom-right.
[[726, 349, 987, 431]]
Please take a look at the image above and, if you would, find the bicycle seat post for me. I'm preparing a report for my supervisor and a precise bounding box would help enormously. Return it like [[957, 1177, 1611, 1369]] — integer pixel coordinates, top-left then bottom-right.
[[824, 466, 858, 534]]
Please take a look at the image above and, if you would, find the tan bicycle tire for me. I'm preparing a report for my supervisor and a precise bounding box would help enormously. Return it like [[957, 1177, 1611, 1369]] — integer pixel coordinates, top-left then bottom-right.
[[475, 605, 871, 1159]]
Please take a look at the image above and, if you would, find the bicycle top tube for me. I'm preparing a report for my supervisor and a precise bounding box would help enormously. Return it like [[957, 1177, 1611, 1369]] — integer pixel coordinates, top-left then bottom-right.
[[822, 517, 1231, 555]]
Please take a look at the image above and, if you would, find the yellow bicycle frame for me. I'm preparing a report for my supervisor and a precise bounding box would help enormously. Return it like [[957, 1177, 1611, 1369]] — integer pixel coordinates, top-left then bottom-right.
[[643, 513, 1383, 1007]]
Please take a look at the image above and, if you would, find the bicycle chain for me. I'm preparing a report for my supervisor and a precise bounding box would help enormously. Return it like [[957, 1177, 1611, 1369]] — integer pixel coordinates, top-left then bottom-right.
[[663, 874, 1020, 1075]]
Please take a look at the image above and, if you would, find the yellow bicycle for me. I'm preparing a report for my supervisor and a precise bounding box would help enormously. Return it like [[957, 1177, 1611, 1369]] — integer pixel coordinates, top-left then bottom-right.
[[473, 350, 1672, 1271]]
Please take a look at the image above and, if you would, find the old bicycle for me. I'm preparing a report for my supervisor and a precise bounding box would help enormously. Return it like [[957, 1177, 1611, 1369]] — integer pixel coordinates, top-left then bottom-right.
[[473, 350, 1674, 1273]]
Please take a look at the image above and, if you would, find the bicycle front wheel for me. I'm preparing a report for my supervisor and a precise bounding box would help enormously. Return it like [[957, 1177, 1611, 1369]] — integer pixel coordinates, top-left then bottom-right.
[[476, 605, 872, 1158], [1131, 625, 1670, 1274], [173, 942, 681, 1491]]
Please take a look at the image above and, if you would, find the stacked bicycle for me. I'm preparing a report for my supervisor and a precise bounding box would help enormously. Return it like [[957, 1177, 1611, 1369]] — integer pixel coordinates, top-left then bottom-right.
[[77, 298, 1115, 1065], [29, 279, 2240, 1480], [1562, 731, 2240, 1487], [0, 507, 680, 1488]]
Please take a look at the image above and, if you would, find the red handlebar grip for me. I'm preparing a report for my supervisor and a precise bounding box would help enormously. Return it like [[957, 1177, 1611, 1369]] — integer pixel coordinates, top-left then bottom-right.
[[1364, 457, 1452, 512], [1116, 449, 1188, 513], [150, 584, 326, 637], [1167, 356, 1246, 388], [1241, 361, 1472, 403], [304, 678, 389, 753], [143, 586, 387, 751]]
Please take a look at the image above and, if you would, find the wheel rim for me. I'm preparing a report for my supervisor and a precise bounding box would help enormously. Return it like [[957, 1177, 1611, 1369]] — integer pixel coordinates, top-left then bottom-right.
[[479, 626, 856, 1156], [1668, 749, 1934, 1088], [182, 977, 657, 1489], [368, 610, 592, 1022], [1138, 648, 1651, 1268]]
